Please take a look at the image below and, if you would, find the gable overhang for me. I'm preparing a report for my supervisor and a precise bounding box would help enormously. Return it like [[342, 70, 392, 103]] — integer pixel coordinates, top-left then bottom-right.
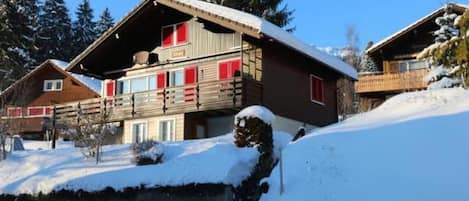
[[367, 4, 468, 55], [67, 0, 357, 80]]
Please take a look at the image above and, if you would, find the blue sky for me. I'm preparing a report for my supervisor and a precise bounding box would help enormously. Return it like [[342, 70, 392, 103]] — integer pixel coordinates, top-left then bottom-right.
[[66, 0, 469, 50]]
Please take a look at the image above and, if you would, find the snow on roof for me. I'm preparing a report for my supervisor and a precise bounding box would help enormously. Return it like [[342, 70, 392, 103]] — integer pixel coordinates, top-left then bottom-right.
[[261, 88, 469, 201], [50, 59, 102, 94], [0, 132, 292, 195], [170, 0, 357, 79], [235, 105, 276, 125], [367, 4, 468, 54]]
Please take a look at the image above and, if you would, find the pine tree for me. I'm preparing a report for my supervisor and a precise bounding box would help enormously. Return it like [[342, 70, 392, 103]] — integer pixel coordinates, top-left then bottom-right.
[[0, 0, 39, 90], [36, 0, 73, 62], [204, 0, 294, 31], [71, 0, 96, 57], [359, 41, 379, 73], [417, 4, 463, 89], [95, 8, 114, 36]]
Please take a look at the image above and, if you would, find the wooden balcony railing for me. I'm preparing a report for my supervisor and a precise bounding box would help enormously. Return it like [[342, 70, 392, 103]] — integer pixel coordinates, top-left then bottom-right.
[[53, 77, 262, 125], [355, 69, 428, 93]]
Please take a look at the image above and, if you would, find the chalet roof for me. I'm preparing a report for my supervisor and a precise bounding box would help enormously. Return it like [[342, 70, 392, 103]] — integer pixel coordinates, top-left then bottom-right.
[[366, 3, 468, 55], [50, 60, 102, 94], [0, 60, 101, 98], [67, 0, 357, 80]]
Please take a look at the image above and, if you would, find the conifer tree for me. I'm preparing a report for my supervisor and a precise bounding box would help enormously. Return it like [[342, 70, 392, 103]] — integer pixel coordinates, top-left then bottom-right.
[[71, 0, 96, 57], [95, 8, 114, 36], [359, 41, 379, 73], [36, 0, 73, 62], [0, 0, 39, 90], [204, 0, 294, 31], [418, 4, 465, 89]]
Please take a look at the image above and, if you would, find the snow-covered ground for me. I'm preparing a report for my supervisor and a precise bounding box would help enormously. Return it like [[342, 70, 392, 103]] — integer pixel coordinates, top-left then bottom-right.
[[0, 132, 291, 195], [261, 88, 469, 201]]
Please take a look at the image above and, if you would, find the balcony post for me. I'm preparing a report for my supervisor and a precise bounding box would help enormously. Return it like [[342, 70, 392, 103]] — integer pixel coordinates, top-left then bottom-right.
[[196, 83, 200, 109], [232, 77, 237, 107], [51, 105, 57, 149], [131, 94, 135, 118]]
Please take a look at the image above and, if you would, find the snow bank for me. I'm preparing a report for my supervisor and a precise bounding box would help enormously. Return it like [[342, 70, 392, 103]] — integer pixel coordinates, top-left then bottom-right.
[[235, 105, 275, 125], [0, 132, 291, 195], [261, 88, 469, 201]]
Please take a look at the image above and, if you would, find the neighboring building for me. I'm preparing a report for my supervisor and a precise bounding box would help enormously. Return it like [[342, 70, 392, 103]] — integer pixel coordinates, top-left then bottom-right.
[[0, 60, 101, 140], [355, 4, 467, 111], [57, 0, 357, 143]]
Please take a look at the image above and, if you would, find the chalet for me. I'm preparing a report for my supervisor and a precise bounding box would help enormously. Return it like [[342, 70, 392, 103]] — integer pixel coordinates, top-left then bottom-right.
[[57, 0, 357, 143], [355, 3, 467, 111], [0, 60, 101, 140]]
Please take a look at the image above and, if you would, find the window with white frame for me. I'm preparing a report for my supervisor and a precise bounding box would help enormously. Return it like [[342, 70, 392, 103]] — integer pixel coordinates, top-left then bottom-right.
[[43, 80, 63, 91], [132, 122, 147, 144], [159, 119, 175, 141], [161, 22, 188, 48]]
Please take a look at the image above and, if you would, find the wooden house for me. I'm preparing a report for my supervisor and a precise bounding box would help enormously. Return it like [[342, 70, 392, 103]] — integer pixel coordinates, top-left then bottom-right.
[[57, 0, 357, 143], [0, 60, 101, 140], [355, 4, 467, 111]]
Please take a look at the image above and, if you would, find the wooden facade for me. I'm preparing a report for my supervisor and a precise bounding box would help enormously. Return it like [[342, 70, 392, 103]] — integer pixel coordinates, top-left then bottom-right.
[[57, 0, 355, 142], [355, 4, 467, 111], [0, 60, 100, 139]]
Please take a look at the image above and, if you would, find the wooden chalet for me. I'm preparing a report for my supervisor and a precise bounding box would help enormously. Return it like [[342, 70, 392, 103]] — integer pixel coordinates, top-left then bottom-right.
[[0, 60, 101, 140], [356, 4, 467, 111], [58, 0, 357, 143]]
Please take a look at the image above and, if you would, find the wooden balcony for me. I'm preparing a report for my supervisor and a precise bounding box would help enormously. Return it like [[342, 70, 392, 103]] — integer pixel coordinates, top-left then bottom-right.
[[53, 77, 262, 125], [355, 69, 428, 94]]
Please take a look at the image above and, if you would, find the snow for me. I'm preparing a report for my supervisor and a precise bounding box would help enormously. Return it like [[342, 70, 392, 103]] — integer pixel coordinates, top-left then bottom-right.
[[261, 88, 469, 201], [0, 132, 291, 195], [172, 0, 357, 80], [235, 105, 276, 125], [50, 59, 102, 94], [427, 77, 461, 89]]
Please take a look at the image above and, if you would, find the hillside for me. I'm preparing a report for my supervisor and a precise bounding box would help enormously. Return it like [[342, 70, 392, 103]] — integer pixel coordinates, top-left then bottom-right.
[[261, 88, 469, 201]]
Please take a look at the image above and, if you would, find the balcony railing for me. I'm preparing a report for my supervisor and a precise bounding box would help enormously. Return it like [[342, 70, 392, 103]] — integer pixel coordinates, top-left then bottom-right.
[[53, 77, 262, 125], [355, 69, 428, 93]]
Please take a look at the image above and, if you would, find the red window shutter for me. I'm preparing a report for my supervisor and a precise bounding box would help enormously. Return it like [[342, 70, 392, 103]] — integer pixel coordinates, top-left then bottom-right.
[[310, 76, 324, 103], [176, 22, 188, 44], [106, 81, 115, 97], [8, 108, 21, 117], [45, 107, 52, 115], [230, 59, 241, 77], [162, 26, 174, 47], [219, 62, 229, 79], [157, 72, 167, 89], [28, 107, 44, 116], [184, 66, 197, 85]]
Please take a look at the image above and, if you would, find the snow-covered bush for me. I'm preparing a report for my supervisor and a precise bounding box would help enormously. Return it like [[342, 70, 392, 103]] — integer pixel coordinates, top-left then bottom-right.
[[132, 140, 164, 166]]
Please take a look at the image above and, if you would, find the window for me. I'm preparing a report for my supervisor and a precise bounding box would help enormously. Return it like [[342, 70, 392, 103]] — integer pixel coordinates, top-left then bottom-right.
[[170, 70, 185, 87], [398, 59, 428, 72], [43, 80, 63, 91], [161, 22, 188, 48], [159, 119, 175, 141], [218, 59, 241, 79], [130, 77, 147, 93], [310, 75, 324, 104], [132, 122, 147, 144], [7, 107, 22, 117]]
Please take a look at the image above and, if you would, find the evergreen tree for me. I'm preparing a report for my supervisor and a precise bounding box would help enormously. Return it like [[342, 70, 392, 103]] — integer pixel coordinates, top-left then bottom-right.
[[417, 4, 464, 89], [95, 8, 114, 36], [71, 0, 96, 57], [359, 41, 379, 73], [204, 0, 294, 31], [0, 0, 39, 90], [36, 0, 73, 62]]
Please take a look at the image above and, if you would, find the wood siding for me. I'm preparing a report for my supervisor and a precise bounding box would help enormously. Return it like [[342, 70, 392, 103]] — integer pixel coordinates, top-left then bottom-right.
[[152, 18, 242, 62], [261, 41, 339, 126], [123, 114, 184, 144]]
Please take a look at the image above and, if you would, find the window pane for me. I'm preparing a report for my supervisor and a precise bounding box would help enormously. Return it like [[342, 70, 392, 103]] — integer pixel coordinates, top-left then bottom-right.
[[56, 81, 62, 90], [133, 123, 146, 143], [46, 82, 53, 90], [149, 76, 156, 90], [131, 77, 147, 93], [123, 80, 130, 94], [171, 70, 184, 86], [159, 120, 175, 141], [408, 60, 427, 70]]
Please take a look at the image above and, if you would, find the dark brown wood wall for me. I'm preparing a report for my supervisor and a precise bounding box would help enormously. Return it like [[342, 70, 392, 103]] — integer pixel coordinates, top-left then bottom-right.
[[261, 41, 339, 126]]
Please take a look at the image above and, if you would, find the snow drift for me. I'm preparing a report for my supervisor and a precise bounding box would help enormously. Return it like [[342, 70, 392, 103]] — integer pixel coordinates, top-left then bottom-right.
[[261, 88, 469, 201], [0, 132, 291, 195]]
